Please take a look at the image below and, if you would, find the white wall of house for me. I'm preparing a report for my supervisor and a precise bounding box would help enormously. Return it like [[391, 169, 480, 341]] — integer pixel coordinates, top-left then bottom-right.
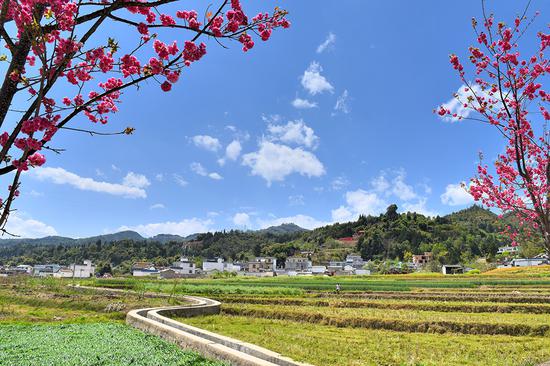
[[512, 258, 548, 267], [203, 258, 225, 272], [132, 269, 159, 277], [172, 257, 196, 274], [70, 260, 95, 278]]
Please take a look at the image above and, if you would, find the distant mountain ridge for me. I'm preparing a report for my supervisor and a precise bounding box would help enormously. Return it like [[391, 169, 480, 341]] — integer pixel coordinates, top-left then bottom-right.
[[0, 223, 308, 248], [258, 223, 309, 235]]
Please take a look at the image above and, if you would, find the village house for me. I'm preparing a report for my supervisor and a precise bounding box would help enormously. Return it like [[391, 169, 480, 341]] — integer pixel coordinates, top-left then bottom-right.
[[0, 266, 30, 277], [328, 260, 345, 270], [33, 264, 62, 277], [511, 258, 549, 267], [53, 268, 75, 278], [284, 257, 311, 272], [247, 257, 277, 273], [497, 246, 520, 255], [412, 252, 433, 267], [346, 254, 366, 269], [311, 265, 327, 274], [159, 269, 180, 279], [70, 260, 95, 278], [202, 258, 240, 273], [171, 257, 197, 275], [442, 264, 464, 275], [131, 262, 159, 277]]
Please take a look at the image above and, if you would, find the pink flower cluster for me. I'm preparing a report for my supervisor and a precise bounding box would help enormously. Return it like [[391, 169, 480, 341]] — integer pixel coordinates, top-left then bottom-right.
[[0, 0, 290, 220], [439, 13, 550, 246]]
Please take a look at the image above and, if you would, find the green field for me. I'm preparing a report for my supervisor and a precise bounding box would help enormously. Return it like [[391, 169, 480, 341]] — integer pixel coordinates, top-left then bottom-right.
[[0, 323, 224, 366], [0, 277, 224, 366], [3, 271, 550, 366]]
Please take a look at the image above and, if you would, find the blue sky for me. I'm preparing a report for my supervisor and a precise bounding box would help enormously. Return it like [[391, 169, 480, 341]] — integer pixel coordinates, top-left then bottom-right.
[[5, 0, 549, 238]]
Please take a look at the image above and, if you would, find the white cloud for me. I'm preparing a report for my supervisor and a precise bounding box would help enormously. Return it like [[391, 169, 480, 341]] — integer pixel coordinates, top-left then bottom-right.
[[301, 61, 334, 95], [331, 189, 389, 223], [317, 32, 336, 53], [419, 182, 432, 195], [331, 176, 349, 191], [173, 174, 188, 187], [371, 175, 390, 193], [111, 164, 120, 171], [4, 214, 57, 238], [334, 90, 350, 114], [191, 162, 208, 176], [332, 171, 436, 221], [267, 120, 319, 149], [233, 212, 251, 227], [122, 172, 150, 189], [31, 167, 147, 198], [150, 203, 165, 210], [439, 84, 497, 122], [402, 198, 438, 217], [155, 173, 164, 182], [95, 168, 105, 177], [331, 206, 354, 222], [441, 182, 474, 206], [191, 162, 223, 180], [192, 135, 221, 152], [369, 171, 417, 201], [242, 141, 325, 185], [345, 189, 389, 216], [392, 172, 417, 201], [119, 218, 212, 237], [258, 214, 329, 230], [225, 140, 242, 161], [291, 98, 318, 109], [208, 172, 223, 180], [288, 194, 305, 206]]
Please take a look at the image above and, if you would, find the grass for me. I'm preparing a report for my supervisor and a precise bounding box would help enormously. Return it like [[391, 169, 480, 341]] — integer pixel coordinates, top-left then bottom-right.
[[183, 315, 550, 366], [0, 278, 189, 324], [484, 265, 550, 276], [0, 323, 226, 366]]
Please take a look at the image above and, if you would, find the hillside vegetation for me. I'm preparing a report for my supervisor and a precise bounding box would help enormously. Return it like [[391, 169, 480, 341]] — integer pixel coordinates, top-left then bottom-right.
[[0, 205, 543, 272]]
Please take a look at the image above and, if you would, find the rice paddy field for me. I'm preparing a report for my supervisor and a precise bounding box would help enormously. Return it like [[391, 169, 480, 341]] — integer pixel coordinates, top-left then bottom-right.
[[80, 267, 550, 366], [3, 267, 550, 365]]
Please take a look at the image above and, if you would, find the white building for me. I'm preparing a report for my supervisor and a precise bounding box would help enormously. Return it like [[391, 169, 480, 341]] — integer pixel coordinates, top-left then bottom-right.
[[53, 268, 74, 278], [511, 258, 549, 267], [497, 246, 520, 254], [285, 257, 311, 272], [132, 262, 159, 277], [355, 269, 371, 275], [33, 264, 61, 277], [311, 265, 327, 274], [16, 265, 33, 274], [70, 260, 95, 278], [202, 258, 239, 273], [346, 255, 365, 269], [132, 268, 160, 277], [171, 257, 196, 274]]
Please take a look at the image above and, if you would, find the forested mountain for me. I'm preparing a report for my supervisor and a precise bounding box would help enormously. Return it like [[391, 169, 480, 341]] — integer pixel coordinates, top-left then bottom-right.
[[0, 205, 538, 272], [0, 230, 146, 247], [258, 223, 309, 235]]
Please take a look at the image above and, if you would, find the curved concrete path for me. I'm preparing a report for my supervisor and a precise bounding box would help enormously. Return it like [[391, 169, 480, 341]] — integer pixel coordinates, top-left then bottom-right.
[[72, 285, 313, 366]]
